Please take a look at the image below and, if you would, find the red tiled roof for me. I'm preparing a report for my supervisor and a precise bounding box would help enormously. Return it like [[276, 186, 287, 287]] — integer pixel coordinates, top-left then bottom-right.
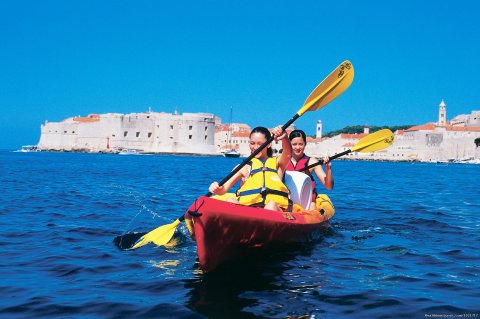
[[231, 131, 250, 138], [405, 123, 480, 132], [406, 123, 436, 131], [446, 126, 480, 132], [306, 136, 322, 143], [340, 133, 368, 139], [215, 125, 229, 132], [73, 114, 100, 123], [216, 123, 251, 133], [342, 142, 356, 147]]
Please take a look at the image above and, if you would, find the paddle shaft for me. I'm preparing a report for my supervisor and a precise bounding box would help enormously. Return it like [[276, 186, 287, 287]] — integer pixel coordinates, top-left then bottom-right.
[[300, 149, 350, 172]]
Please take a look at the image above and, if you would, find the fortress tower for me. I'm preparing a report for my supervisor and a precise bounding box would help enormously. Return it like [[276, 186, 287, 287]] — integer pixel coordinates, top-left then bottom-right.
[[438, 99, 447, 126]]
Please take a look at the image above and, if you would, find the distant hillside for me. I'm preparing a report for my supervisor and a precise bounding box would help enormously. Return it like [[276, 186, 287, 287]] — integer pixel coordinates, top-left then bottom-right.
[[322, 125, 414, 138]]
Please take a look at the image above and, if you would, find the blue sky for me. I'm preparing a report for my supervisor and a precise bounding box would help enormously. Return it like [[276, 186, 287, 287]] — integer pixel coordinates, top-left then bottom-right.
[[1, 0, 479, 149]]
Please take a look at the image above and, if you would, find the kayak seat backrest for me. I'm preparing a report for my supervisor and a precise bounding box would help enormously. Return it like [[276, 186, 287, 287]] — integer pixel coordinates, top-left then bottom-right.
[[283, 171, 313, 210]]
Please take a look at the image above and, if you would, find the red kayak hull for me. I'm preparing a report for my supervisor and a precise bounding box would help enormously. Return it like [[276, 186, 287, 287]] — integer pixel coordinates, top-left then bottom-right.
[[184, 196, 334, 272]]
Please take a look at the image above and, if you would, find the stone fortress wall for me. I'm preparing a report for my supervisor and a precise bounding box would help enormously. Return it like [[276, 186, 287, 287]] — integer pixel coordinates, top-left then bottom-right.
[[38, 111, 217, 155]]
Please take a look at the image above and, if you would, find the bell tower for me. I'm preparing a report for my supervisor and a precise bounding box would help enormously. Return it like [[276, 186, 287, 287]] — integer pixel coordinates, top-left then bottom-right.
[[316, 120, 322, 139], [438, 99, 446, 126]]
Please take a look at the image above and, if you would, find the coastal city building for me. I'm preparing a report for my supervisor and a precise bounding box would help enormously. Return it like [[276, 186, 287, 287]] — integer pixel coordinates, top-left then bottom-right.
[[214, 123, 251, 155], [38, 111, 217, 155], [305, 101, 480, 163], [35, 101, 479, 162]]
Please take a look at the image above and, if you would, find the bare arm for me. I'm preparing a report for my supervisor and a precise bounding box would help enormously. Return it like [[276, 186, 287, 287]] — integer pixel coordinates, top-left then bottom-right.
[[209, 165, 247, 195], [272, 126, 292, 178], [311, 156, 334, 190]]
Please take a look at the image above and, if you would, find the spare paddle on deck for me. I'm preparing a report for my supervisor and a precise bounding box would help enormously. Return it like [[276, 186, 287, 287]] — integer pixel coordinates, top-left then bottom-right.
[[114, 60, 354, 250], [300, 129, 395, 171]]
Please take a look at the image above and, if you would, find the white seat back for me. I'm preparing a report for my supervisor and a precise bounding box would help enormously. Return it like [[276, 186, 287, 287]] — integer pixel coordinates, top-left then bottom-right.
[[284, 171, 313, 209]]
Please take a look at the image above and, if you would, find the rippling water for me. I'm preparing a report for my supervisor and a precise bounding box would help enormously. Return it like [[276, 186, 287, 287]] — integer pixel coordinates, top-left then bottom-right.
[[1, 151, 479, 318]]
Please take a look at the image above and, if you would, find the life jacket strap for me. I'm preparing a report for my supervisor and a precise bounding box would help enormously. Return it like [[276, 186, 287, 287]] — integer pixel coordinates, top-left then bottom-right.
[[250, 167, 277, 175], [237, 187, 289, 199]]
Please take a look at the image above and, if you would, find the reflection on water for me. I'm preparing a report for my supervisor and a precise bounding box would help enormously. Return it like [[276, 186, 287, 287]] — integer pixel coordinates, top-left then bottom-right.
[[184, 243, 321, 319]]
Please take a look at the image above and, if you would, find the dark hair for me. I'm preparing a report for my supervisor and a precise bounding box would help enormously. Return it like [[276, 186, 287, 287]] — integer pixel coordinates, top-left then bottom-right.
[[250, 126, 273, 157], [289, 129, 307, 143]]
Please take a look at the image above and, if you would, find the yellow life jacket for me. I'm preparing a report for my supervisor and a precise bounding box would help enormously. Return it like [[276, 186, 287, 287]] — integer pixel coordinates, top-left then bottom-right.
[[236, 157, 290, 210]]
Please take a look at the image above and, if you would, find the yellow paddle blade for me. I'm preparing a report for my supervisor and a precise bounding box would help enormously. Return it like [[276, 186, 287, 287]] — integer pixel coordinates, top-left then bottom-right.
[[129, 219, 181, 250], [298, 60, 354, 116], [351, 129, 394, 153]]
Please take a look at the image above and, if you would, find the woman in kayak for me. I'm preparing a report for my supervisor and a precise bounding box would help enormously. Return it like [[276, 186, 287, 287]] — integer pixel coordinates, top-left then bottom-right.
[[286, 129, 333, 210], [209, 126, 293, 214]]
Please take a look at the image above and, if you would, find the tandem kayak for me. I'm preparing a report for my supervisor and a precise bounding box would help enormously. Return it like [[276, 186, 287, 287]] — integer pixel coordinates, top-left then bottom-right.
[[184, 194, 334, 272]]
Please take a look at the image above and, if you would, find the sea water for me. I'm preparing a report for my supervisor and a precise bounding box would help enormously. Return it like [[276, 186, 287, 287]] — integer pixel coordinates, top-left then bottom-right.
[[1, 151, 479, 318]]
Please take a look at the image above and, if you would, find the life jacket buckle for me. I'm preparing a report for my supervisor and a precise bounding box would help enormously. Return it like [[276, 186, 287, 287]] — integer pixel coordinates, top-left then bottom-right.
[[260, 187, 267, 196]]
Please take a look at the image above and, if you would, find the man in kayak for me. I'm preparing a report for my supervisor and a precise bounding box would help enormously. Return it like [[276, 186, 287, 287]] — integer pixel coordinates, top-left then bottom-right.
[[286, 129, 333, 210], [209, 126, 293, 214]]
